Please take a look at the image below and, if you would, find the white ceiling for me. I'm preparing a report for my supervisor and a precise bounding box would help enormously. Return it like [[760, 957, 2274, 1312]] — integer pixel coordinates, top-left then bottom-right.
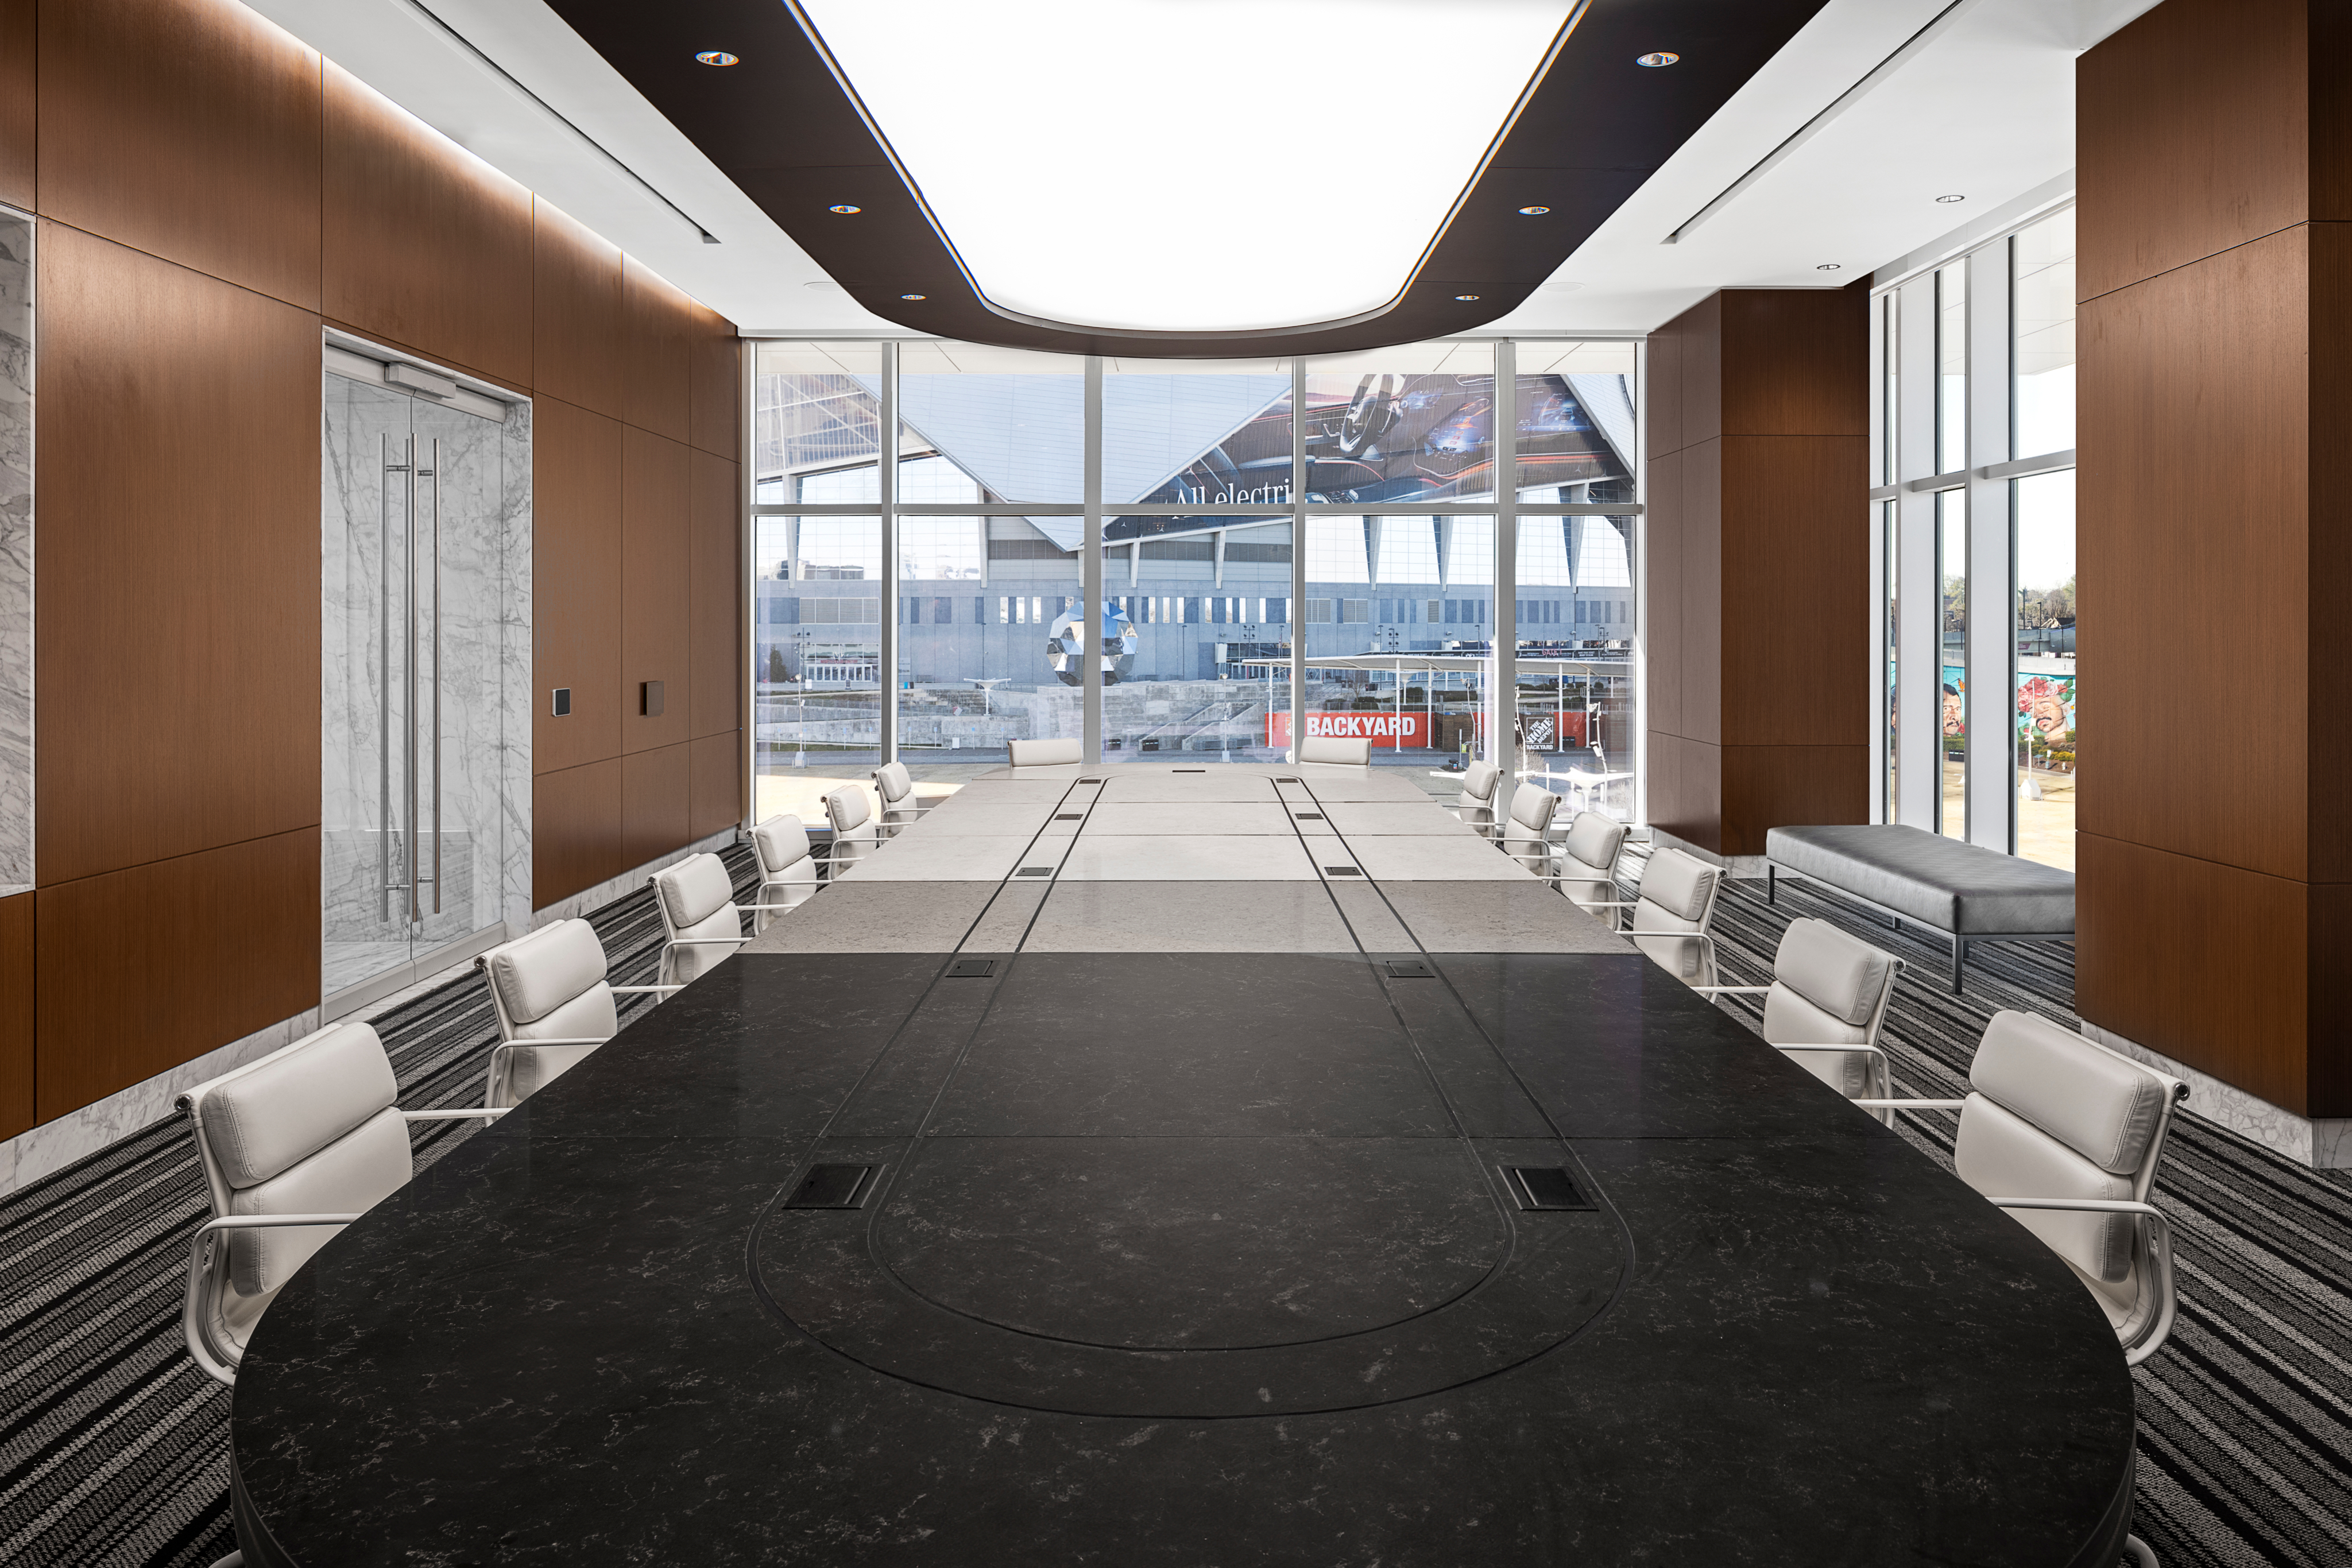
[[243, 0, 2160, 341]]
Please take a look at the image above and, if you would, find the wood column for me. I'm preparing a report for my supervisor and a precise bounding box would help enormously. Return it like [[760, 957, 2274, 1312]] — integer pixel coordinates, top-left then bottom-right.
[[2076, 0, 2352, 1117], [1645, 289, 1870, 858]]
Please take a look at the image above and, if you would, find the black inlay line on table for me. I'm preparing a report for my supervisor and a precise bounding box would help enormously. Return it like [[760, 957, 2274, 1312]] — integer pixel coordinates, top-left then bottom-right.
[[0, 849, 763, 1568], [1682, 857, 2352, 1568]]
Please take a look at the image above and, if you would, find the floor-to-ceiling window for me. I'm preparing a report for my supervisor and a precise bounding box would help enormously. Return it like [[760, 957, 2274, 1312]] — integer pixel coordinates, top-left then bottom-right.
[[1872, 204, 2076, 865], [748, 336, 1641, 814]]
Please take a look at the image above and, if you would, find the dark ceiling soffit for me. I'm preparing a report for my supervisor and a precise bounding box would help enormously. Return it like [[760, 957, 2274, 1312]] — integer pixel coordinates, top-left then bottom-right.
[[545, 0, 1831, 358]]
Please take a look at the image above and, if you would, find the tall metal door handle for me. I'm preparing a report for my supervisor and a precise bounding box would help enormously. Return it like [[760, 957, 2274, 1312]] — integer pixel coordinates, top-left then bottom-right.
[[379, 432, 393, 923], [431, 438, 442, 916], [406, 436, 420, 926]]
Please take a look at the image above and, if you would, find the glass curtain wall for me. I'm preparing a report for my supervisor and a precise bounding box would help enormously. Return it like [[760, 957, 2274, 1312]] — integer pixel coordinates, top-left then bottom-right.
[[750, 337, 1641, 811], [1873, 204, 2077, 866]]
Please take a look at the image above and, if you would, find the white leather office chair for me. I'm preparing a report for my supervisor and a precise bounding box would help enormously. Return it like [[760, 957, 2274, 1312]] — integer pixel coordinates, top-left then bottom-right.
[[1008, 737, 1082, 766], [1442, 758, 1503, 837], [1552, 810, 1630, 924], [1497, 785, 1564, 884], [475, 918, 681, 1108], [871, 761, 928, 835], [1623, 847, 1723, 988], [823, 785, 883, 873], [1866, 1010, 2188, 1376], [650, 853, 764, 985], [1863, 1011, 2185, 1567], [750, 814, 821, 930], [1694, 917, 1904, 1122], [179, 1020, 504, 1388], [1297, 734, 1371, 765]]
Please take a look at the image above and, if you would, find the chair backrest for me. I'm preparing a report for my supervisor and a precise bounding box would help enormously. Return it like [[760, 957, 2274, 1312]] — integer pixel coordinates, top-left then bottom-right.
[[1008, 737, 1082, 766], [1628, 847, 1722, 982], [753, 812, 818, 887], [1500, 785, 1560, 861], [1955, 1013, 2184, 1313], [823, 785, 879, 868], [1456, 758, 1500, 807], [1298, 734, 1371, 765], [181, 1021, 413, 1308], [480, 918, 620, 1043], [651, 852, 742, 983], [872, 760, 914, 806], [1554, 810, 1627, 915], [1762, 918, 1900, 1097]]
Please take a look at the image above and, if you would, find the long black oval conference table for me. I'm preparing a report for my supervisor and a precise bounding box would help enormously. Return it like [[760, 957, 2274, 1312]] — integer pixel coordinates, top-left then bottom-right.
[[231, 764, 2137, 1566]]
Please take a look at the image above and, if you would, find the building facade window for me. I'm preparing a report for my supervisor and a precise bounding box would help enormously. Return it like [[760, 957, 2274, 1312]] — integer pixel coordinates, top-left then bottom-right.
[[749, 336, 1641, 819], [1874, 203, 2076, 866]]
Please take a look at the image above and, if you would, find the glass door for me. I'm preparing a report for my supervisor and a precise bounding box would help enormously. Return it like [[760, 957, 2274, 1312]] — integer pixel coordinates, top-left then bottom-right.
[[322, 371, 508, 1006]]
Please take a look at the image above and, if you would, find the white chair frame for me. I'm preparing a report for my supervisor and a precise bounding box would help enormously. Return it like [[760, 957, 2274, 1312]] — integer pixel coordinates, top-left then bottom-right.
[[475, 929, 683, 1110], [1695, 954, 1909, 1125]]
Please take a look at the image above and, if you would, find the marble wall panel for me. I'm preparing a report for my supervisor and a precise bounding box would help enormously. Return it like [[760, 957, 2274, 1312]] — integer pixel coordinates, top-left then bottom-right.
[[0, 212, 29, 896]]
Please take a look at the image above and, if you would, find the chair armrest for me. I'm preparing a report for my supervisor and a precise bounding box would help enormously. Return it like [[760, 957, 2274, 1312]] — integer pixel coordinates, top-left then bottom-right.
[[400, 1107, 511, 1122], [667, 935, 753, 946], [183, 1213, 363, 1387], [1690, 985, 1771, 995], [610, 985, 684, 996], [488, 1037, 610, 1046], [1852, 1098, 1967, 1109], [741, 902, 804, 912], [1984, 1198, 2176, 1364]]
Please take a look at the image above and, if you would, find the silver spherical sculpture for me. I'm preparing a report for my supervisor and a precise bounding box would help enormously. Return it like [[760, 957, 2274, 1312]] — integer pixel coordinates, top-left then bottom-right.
[[1049, 602, 1137, 687]]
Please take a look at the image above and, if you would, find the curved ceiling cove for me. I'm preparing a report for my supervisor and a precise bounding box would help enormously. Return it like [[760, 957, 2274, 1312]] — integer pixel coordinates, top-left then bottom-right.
[[797, 0, 1580, 335], [543, 0, 1835, 356]]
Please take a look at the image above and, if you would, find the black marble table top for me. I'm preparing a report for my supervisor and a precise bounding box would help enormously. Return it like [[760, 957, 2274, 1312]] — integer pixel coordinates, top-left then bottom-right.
[[231, 948, 2138, 1566]]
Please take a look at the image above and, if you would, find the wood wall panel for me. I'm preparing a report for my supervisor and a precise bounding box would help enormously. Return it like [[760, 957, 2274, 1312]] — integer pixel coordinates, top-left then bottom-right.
[[322, 63, 532, 389], [0, 0, 34, 212], [1648, 733, 1721, 855], [37, 224, 321, 884], [34, 828, 318, 1121], [621, 742, 690, 872], [2305, 219, 2352, 884], [1678, 441, 1724, 748], [38, 0, 322, 308], [2078, 0, 2314, 303], [0, 892, 30, 1141], [623, 259, 693, 444], [1719, 436, 1871, 746], [532, 758, 622, 909], [1643, 316, 1681, 459], [1720, 745, 1870, 860], [533, 199, 623, 419], [2076, 830, 2321, 1114], [690, 451, 741, 740], [688, 312, 740, 460], [688, 731, 741, 840], [1672, 293, 1722, 453], [2077, 227, 2310, 879], [1722, 291, 1870, 436], [533, 398, 624, 773], [622, 427, 691, 754], [1644, 450, 1684, 738]]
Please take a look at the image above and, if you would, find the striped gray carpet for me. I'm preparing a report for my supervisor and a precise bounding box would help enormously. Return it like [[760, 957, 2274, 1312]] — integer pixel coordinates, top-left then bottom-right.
[[0, 848, 759, 1567], [2, 846, 2342, 1565], [1701, 872, 2352, 1568]]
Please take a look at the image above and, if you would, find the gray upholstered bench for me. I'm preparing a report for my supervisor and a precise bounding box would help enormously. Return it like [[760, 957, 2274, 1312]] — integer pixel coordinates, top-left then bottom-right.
[[1764, 824, 2074, 994]]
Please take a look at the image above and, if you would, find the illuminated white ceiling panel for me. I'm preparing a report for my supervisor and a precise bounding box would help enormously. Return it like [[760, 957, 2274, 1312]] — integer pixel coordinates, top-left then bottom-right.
[[794, 0, 1577, 334]]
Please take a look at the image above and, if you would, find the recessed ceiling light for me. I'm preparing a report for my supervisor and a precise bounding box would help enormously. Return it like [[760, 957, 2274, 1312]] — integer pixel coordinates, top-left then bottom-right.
[[828, 204, 862, 214], [1454, 294, 1481, 301], [1936, 193, 1966, 204], [796, 0, 1578, 332], [694, 51, 738, 66], [900, 293, 927, 301], [1635, 52, 1680, 67], [1817, 263, 1843, 271], [1518, 206, 1551, 215]]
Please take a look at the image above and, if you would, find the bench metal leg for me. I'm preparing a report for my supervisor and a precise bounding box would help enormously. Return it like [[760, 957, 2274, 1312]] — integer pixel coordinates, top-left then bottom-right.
[[1951, 936, 1967, 994], [1766, 864, 1776, 905]]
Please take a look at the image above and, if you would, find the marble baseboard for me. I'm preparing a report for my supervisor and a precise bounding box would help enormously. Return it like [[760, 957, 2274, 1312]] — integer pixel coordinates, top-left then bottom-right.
[[2081, 1021, 2352, 1169], [529, 827, 742, 931], [0, 1006, 324, 1199]]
